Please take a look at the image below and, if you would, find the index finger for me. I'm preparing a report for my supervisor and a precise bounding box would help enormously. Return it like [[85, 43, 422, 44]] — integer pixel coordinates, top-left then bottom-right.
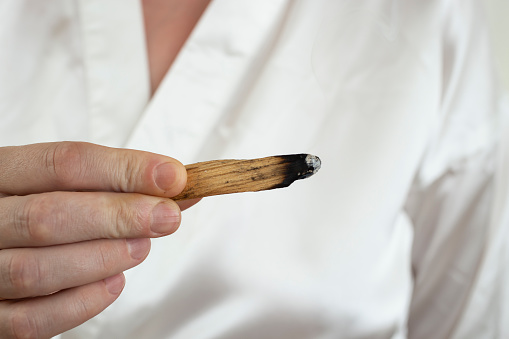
[[0, 142, 187, 197]]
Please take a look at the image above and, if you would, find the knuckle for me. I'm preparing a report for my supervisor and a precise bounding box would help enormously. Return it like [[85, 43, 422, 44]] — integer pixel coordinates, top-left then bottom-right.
[[95, 242, 116, 272], [111, 202, 130, 238], [111, 198, 147, 238], [8, 305, 39, 339], [45, 142, 85, 187], [112, 152, 143, 192], [72, 289, 97, 320], [7, 253, 42, 298], [18, 195, 57, 244]]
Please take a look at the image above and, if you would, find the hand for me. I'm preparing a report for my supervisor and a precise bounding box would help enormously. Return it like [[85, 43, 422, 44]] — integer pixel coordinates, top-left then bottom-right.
[[0, 142, 193, 338]]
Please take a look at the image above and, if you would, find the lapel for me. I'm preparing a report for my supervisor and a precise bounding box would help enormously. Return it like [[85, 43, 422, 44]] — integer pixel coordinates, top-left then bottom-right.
[[125, 0, 291, 164], [77, 0, 150, 147]]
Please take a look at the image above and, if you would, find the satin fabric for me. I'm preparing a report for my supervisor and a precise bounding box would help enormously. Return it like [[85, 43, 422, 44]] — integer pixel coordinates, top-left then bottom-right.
[[0, 0, 507, 338]]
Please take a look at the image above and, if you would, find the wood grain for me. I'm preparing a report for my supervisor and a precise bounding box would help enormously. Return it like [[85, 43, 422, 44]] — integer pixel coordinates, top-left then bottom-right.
[[173, 154, 320, 201]]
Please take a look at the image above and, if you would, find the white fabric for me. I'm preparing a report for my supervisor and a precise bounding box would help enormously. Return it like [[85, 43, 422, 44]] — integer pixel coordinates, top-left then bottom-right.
[[0, 0, 507, 338]]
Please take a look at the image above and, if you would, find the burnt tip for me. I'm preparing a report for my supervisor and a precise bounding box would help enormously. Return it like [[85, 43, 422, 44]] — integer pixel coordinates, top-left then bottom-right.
[[297, 154, 321, 180], [305, 155, 321, 171]]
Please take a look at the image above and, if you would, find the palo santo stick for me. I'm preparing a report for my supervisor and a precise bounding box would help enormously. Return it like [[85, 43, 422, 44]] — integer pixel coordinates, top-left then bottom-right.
[[173, 154, 321, 201]]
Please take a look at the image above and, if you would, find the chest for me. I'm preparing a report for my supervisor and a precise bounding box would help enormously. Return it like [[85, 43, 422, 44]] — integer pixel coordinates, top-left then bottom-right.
[[141, 0, 211, 94]]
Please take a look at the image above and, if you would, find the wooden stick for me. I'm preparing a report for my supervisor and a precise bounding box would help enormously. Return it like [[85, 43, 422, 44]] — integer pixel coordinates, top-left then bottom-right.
[[173, 154, 321, 201]]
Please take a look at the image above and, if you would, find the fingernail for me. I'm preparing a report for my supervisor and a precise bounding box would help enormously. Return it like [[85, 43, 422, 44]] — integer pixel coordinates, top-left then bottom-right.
[[126, 238, 150, 260], [104, 274, 125, 295], [154, 162, 180, 192], [151, 202, 181, 235]]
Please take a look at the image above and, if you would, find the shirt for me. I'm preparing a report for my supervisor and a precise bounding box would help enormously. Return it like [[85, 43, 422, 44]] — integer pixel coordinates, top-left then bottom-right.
[[1, 0, 508, 338]]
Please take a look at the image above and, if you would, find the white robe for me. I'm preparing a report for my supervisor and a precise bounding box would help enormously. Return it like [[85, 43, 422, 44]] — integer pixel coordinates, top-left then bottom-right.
[[0, 0, 508, 338]]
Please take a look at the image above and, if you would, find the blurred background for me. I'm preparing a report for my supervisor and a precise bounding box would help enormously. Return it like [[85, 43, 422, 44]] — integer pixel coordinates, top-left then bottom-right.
[[486, 0, 509, 92]]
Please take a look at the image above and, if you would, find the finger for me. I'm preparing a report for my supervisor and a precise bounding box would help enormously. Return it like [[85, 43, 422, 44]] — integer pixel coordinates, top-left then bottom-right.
[[176, 198, 202, 211], [0, 142, 187, 197], [0, 273, 125, 339], [0, 192, 181, 249], [0, 238, 149, 299]]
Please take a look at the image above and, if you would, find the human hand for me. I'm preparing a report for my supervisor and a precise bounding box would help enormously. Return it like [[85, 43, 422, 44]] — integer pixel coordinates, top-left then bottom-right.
[[0, 142, 192, 338]]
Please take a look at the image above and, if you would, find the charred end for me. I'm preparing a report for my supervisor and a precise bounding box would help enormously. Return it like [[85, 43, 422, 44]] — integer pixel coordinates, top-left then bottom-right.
[[272, 154, 321, 189]]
